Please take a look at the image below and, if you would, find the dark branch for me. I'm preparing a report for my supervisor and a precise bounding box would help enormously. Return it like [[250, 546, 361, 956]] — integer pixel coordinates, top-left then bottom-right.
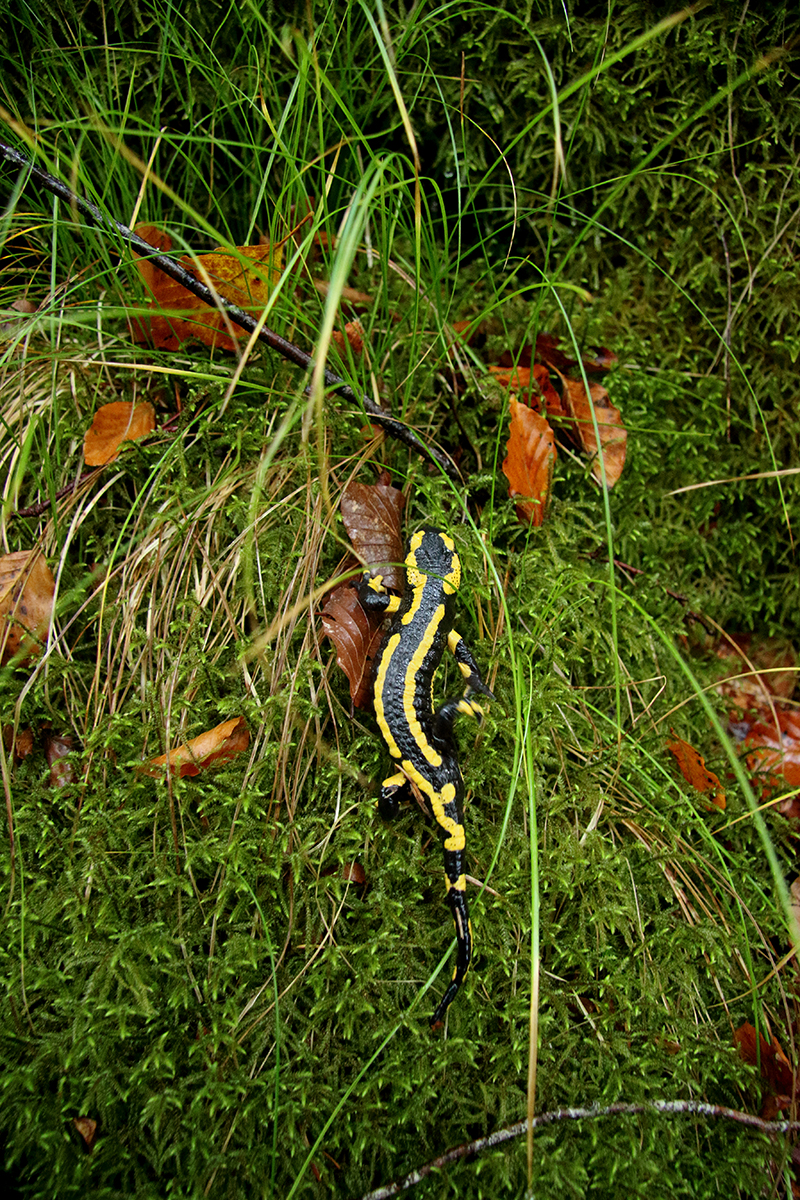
[[359, 1099, 800, 1199], [0, 139, 459, 480]]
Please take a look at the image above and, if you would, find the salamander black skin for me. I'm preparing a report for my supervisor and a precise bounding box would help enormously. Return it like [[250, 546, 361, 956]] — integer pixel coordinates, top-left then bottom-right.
[[358, 527, 494, 1026]]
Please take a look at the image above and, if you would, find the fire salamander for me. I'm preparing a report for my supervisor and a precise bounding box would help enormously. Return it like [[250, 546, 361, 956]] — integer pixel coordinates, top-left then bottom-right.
[[358, 526, 494, 1027]]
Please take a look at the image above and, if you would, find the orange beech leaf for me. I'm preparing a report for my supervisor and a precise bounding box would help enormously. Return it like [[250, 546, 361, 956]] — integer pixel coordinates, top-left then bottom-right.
[[84, 401, 156, 466], [331, 318, 365, 358], [735, 1022, 795, 1118], [321, 584, 386, 709], [0, 550, 55, 665], [713, 633, 798, 708], [502, 397, 556, 527], [744, 710, 800, 799], [666, 736, 726, 810], [140, 716, 249, 778], [131, 224, 283, 352], [552, 369, 627, 487], [341, 476, 405, 592]]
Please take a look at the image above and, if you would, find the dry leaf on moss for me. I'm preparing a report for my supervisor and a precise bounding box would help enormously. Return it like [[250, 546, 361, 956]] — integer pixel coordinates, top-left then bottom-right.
[[131, 224, 283, 352], [321, 584, 386, 710], [666, 736, 726, 810], [84, 401, 156, 466], [554, 369, 627, 487], [502, 397, 556, 526], [0, 551, 55, 665], [139, 716, 249, 778], [341, 476, 405, 591]]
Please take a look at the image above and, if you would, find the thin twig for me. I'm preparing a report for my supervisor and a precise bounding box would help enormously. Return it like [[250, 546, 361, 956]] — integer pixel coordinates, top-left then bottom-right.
[[0, 139, 459, 480], [359, 1099, 800, 1200]]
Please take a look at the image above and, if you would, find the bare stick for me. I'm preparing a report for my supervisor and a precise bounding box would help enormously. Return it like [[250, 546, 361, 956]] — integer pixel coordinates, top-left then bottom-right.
[[0, 139, 459, 480], [359, 1099, 800, 1200]]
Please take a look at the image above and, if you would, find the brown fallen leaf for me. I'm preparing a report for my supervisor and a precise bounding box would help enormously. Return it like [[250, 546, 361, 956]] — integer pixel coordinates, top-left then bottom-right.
[[502, 397, 556, 526], [320, 584, 386, 710], [72, 1116, 98, 1149], [331, 318, 365, 358], [553, 369, 627, 487], [139, 716, 249, 778], [666, 735, 726, 810], [44, 730, 76, 788], [0, 550, 55, 666], [744, 709, 800, 800], [340, 476, 405, 593], [488, 363, 565, 418], [131, 224, 283, 353], [735, 1021, 796, 1118], [84, 401, 156, 466], [713, 633, 798, 708]]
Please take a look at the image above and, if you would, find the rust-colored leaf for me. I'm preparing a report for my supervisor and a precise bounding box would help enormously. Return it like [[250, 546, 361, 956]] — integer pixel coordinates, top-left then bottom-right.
[[139, 716, 249, 778], [489, 363, 564, 418], [331, 318, 365, 358], [554, 369, 627, 487], [72, 1116, 98, 1149], [713, 633, 798, 708], [321, 584, 385, 709], [84, 401, 156, 466], [666, 736, 726, 810], [735, 1022, 796, 1116], [744, 709, 800, 798], [340, 476, 405, 592], [131, 224, 283, 352], [0, 551, 55, 666], [342, 861, 367, 885], [502, 397, 556, 527]]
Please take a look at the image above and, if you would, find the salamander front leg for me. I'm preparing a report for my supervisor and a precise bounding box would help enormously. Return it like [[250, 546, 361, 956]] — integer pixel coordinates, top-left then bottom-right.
[[378, 769, 411, 820]]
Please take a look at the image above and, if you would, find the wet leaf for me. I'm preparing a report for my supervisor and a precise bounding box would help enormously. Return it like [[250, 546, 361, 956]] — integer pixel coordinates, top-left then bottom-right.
[[140, 716, 249, 778], [554, 369, 627, 487], [0, 550, 55, 665], [131, 224, 283, 353], [84, 401, 156, 466], [320, 584, 385, 710], [340, 476, 405, 592], [666, 736, 726, 810], [502, 397, 556, 526]]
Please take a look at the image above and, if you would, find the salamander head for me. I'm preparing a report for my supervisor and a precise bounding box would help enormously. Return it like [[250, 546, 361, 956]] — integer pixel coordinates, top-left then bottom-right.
[[405, 527, 461, 595]]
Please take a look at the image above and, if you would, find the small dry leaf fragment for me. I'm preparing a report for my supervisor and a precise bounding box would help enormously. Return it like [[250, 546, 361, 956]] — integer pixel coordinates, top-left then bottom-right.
[[84, 401, 156, 466], [331, 318, 365, 358], [0, 551, 55, 665], [554, 369, 627, 487], [320, 584, 386, 710], [341, 476, 405, 592], [342, 861, 367, 885], [73, 1116, 98, 1149], [666, 736, 726, 810], [140, 716, 249, 778], [44, 730, 76, 788], [131, 224, 283, 352], [502, 398, 556, 527]]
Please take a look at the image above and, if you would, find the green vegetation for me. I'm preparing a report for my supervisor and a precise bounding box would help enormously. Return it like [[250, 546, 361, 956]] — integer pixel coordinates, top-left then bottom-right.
[[1, 1, 798, 1196]]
